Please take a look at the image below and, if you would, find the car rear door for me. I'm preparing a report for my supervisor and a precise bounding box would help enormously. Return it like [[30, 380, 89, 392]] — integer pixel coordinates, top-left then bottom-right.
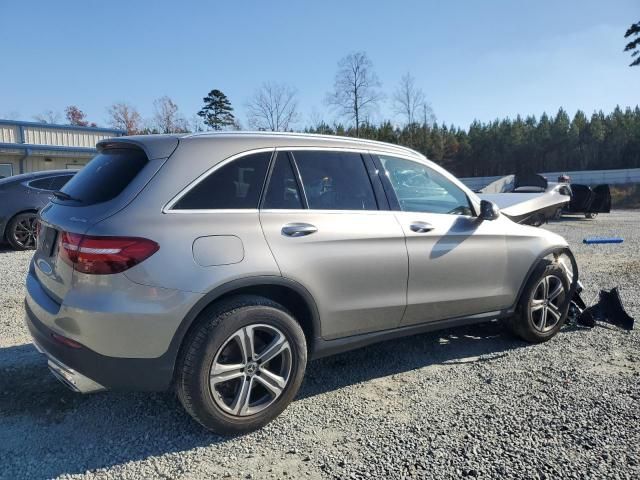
[[567, 184, 594, 212], [590, 184, 611, 213], [373, 154, 511, 326], [259, 149, 408, 340]]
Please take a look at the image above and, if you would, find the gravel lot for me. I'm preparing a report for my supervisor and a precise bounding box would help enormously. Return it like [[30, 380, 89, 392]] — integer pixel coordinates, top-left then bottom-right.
[[0, 211, 638, 479]]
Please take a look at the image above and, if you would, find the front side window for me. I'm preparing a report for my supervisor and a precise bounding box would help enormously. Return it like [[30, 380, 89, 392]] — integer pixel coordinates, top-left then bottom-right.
[[173, 151, 271, 210], [293, 151, 377, 211], [379, 155, 473, 215]]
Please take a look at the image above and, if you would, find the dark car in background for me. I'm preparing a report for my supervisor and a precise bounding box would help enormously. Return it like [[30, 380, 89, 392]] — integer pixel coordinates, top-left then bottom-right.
[[562, 183, 611, 219], [0, 170, 76, 250]]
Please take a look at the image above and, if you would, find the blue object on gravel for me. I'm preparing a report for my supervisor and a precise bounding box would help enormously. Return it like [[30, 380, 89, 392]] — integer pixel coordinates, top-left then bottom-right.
[[582, 237, 624, 244]]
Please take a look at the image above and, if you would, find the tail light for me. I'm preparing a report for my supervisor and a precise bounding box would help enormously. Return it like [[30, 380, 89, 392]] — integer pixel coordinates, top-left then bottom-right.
[[59, 232, 159, 274]]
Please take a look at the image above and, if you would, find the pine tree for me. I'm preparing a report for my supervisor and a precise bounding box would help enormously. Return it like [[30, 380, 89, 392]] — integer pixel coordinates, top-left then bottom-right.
[[198, 90, 236, 130]]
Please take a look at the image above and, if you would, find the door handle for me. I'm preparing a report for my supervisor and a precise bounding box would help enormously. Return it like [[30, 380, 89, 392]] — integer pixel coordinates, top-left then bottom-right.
[[410, 221, 434, 233], [281, 223, 318, 237]]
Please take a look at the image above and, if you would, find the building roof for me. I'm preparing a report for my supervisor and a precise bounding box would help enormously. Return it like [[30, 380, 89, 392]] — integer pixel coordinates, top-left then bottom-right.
[[0, 119, 125, 156]]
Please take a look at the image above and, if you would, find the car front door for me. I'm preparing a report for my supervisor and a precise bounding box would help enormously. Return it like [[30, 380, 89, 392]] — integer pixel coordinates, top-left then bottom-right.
[[374, 154, 511, 326], [259, 149, 408, 340]]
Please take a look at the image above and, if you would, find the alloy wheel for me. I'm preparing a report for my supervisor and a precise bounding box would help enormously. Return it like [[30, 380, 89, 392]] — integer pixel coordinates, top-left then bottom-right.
[[209, 324, 292, 417], [13, 216, 37, 249], [529, 275, 566, 333]]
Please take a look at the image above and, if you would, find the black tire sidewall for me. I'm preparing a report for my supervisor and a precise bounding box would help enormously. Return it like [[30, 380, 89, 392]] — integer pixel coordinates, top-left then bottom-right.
[[179, 298, 307, 434], [514, 262, 571, 342]]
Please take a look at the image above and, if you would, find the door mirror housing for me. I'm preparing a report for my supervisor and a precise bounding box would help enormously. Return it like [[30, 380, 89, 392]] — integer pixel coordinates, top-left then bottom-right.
[[480, 200, 500, 220]]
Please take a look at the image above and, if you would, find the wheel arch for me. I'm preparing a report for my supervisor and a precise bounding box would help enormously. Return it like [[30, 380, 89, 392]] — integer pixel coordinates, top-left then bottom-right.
[[513, 246, 579, 310], [168, 276, 321, 380]]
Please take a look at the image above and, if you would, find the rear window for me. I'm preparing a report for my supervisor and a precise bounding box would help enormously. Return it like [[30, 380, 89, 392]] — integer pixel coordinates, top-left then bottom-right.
[[60, 148, 148, 205]]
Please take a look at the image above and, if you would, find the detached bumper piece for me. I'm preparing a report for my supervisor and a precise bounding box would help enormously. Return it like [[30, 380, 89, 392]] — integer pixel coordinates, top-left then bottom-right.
[[570, 287, 635, 331]]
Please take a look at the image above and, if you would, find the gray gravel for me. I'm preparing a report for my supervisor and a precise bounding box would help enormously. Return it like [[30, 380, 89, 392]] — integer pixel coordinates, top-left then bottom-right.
[[0, 211, 639, 479]]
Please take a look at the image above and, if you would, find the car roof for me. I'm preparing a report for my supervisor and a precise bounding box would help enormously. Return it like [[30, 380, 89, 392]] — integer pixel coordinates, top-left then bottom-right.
[[0, 169, 74, 185], [101, 131, 425, 161]]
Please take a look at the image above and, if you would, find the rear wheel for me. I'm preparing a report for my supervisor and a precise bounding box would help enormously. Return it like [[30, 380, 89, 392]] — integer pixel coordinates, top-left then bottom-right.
[[6, 212, 38, 250], [585, 212, 597, 219], [506, 260, 570, 343], [176, 295, 307, 434]]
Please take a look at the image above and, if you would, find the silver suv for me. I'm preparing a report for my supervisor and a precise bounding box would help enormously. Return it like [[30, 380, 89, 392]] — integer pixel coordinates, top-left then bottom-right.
[[25, 133, 576, 434]]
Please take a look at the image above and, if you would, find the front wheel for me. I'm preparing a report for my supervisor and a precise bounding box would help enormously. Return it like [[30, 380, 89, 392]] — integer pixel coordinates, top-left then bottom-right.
[[585, 212, 598, 219], [506, 260, 570, 343], [176, 295, 307, 434]]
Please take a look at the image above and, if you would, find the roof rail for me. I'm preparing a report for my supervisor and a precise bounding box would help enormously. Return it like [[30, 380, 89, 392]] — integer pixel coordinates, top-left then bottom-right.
[[184, 131, 422, 157]]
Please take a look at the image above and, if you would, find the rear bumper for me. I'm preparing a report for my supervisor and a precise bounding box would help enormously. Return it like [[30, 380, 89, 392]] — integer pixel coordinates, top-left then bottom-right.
[[33, 339, 105, 393], [25, 299, 176, 391]]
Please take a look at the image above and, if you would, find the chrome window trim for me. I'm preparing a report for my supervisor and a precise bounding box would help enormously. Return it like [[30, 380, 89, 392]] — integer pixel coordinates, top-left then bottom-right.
[[164, 146, 426, 214], [163, 147, 275, 213]]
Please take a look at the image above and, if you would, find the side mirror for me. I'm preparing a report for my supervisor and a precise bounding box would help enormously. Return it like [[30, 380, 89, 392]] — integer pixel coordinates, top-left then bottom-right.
[[480, 199, 500, 220]]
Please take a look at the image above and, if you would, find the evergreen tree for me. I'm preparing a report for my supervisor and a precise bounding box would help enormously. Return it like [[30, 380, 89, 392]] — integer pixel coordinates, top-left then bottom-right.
[[624, 21, 640, 67], [198, 90, 236, 130]]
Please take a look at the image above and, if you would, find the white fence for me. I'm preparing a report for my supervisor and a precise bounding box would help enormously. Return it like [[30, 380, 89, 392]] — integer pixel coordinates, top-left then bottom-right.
[[460, 168, 640, 190]]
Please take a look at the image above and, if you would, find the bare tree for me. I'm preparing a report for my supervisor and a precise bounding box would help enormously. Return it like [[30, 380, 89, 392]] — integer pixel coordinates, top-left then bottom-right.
[[33, 110, 61, 124], [107, 103, 142, 135], [153, 96, 188, 133], [325, 51, 382, 137], [392, 73, 434, 126], [246, 82, 299, 131]]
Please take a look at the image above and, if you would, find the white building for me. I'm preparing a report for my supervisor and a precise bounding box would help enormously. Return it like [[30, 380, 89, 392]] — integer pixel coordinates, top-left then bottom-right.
[[0, 119, 125, 178]]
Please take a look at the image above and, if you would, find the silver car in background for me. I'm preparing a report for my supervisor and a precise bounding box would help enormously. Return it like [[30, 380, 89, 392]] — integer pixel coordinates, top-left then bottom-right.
[[25, 133, 576, 434]]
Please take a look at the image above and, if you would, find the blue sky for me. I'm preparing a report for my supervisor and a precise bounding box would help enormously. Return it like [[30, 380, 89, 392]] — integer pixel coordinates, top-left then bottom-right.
[[1, 0, 638, 129]]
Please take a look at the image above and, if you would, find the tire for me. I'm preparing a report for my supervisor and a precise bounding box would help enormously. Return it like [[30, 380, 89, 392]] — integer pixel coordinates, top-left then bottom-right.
[[176, 295, 307, 434], [585, 212, 597, 219], [552, 207, 563, 221], [6, 212, 38, 250], [506, 260, 571, 343]]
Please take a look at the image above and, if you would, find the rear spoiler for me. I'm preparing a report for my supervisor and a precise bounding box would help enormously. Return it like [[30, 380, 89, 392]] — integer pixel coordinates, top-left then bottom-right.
[[96, 135, 179, 160]]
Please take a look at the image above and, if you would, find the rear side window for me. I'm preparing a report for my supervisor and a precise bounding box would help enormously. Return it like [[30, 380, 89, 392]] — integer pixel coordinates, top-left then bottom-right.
[[173, 151, 271, 210], [30, 175, 73, 191], [293, 151, 377, 211], [48, 174, 74, 191], [29, 177, 55, 190], [262, 152, 303, 209], [61, 148, 148, 205]]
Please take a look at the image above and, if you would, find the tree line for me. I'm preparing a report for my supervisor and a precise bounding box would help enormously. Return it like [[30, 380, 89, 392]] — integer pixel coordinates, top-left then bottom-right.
[[29, 45, 640, 178]]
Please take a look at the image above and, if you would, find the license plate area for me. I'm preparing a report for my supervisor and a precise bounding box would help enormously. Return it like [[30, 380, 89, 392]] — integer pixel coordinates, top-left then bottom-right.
[[38, 224, 58, 258]]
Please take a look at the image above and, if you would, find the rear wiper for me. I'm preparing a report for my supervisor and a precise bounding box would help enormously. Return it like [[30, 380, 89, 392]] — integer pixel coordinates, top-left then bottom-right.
[[52, 191, 80, 202]]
